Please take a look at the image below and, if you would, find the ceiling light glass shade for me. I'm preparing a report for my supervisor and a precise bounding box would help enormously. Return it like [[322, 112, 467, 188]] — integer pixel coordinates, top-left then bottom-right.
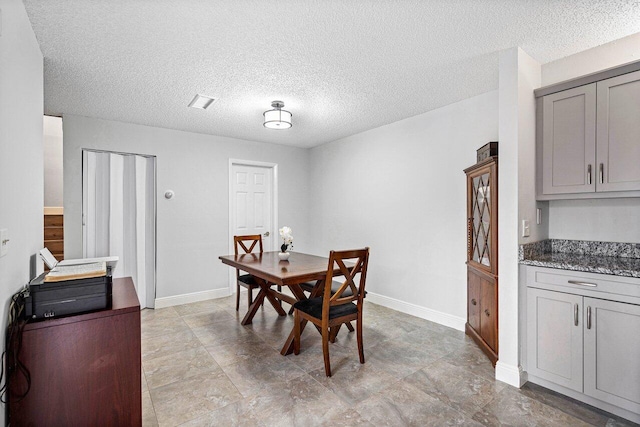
[[263, 101, 292, 129]]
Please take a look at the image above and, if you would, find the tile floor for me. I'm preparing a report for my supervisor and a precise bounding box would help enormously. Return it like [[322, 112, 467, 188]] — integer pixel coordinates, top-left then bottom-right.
[[141, 296, 637, 426]]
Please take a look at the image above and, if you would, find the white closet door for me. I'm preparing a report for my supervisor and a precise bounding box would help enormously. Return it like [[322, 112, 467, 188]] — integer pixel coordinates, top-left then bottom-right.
[[83, 150, 156, 308]]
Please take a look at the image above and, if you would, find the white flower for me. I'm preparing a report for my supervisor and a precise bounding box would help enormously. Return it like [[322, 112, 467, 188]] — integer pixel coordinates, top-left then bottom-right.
[[279, 226, 293, 251]]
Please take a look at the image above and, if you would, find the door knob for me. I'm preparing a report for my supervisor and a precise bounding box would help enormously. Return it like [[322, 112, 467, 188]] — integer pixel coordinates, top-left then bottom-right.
[[263, 231, 270, 237]]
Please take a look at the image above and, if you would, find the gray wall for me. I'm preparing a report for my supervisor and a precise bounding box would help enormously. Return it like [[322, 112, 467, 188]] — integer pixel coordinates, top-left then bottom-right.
[[549, 199, 640, 243], [308, 90, 499, 328], [62, 115, 310, 300], [44, 116, 64, 207], [0, 0, 44, 420]]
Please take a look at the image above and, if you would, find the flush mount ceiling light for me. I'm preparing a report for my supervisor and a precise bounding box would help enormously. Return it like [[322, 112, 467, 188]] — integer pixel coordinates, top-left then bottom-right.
[[188, 94, 217, 110], [263, 100, 292, 129]]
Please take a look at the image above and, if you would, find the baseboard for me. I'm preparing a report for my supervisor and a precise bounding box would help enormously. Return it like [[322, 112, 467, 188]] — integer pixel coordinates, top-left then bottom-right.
[[154, 288, 229, 309], [495, 361, 525, 387], [365, 292, 466, 331]]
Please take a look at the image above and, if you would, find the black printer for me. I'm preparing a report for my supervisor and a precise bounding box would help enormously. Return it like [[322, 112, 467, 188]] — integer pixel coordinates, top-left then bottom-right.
[[25, 272, 112, 319]]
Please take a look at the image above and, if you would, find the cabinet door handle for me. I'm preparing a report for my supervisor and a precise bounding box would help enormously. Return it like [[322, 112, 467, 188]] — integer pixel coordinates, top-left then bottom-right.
[[484, 309, 490, 317], [599, 163, 604, 184], [568, 280, 597, 287], [587, 306, 592, 330], [574, 303, 579, 326], [471, 299, 477, 306], [587, 164, 592, 185]]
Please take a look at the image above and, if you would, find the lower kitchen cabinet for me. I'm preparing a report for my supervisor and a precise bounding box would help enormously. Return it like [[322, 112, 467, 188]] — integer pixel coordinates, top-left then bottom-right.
[[524, 266, 640, 423], [527, 288, 583, 392], [583, 297, 640, 414]]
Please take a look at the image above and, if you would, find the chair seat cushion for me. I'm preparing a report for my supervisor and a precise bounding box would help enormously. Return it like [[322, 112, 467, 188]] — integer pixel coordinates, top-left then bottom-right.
[[299, 280, 356, 297], [294, 297, 358, 320], [238, 274, 261, 287]]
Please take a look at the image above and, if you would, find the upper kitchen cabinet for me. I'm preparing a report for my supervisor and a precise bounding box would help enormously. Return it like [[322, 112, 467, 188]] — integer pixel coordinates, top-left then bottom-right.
[[536, 63, 640, 200], [596, 71, 640, 192]]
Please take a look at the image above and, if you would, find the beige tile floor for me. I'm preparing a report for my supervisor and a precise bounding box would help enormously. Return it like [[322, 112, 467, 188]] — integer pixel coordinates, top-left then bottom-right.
[[141, 295, 637, 427]]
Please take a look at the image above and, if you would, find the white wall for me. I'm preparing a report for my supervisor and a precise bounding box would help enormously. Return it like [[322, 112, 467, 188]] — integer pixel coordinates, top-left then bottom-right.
[[499, 47, 542, 387], [44, 116, 64, 207], [0, 0, 43, 420], [308, 91, 498, 329], [541, 32, 640, 244], [62, 115, 310, 302]]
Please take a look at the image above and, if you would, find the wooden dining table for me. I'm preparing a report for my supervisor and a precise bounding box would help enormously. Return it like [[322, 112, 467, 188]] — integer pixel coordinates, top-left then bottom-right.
[[219, 251, 337, 355]]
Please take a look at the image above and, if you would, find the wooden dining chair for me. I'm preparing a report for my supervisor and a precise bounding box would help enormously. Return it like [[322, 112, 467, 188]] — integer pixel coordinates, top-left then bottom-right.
[[293, 247, 370, 377], [233, 235, 264, 311]]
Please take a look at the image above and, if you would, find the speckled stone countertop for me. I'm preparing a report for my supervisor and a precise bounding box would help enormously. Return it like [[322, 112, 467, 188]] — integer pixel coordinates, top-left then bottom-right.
[[519, 239, 640, 278]]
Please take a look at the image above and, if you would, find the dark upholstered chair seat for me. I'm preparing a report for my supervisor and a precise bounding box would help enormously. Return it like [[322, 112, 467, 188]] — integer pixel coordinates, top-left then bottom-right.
[[238, 274, 261, 286], [299, 280, 356, 297], [294, 297, 358, 320]]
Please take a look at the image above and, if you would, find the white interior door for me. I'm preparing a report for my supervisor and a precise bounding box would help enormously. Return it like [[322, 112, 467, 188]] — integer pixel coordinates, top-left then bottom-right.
[[229, 160, 277, 292]]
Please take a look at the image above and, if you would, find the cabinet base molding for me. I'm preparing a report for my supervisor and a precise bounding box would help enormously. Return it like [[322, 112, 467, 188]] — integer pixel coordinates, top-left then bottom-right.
[[527, 375, 640, 425], [465, 322, 498, 366]]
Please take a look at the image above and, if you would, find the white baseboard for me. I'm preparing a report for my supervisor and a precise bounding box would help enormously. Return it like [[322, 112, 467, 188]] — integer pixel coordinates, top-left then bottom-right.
[[495, 361, 526, 387], [154, 288, 230, 309], [365, 292, 466, 332]]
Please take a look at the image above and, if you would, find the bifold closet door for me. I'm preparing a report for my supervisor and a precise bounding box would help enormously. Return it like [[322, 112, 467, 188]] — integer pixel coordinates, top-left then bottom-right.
[[83, 150, 156, 308]]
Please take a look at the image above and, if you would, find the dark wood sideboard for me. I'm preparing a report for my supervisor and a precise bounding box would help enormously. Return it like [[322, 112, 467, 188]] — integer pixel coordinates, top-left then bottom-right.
[[8, 277, 141, 427]]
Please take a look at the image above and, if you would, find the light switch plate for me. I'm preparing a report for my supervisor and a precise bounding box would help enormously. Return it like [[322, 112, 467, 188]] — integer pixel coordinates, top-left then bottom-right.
[[0, 228, 8, 257], [521, 220, 530, 238]]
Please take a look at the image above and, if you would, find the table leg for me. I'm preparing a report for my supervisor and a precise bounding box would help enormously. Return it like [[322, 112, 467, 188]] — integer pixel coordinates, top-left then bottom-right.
[[264, 288, 287, 316], [241, 289, 267, 325]]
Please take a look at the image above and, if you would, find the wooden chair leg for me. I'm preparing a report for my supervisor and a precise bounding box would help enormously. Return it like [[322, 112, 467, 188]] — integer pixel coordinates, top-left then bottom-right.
[[329, 324, 341, 343], [357, 313, 365, 364], [322, 325, 331, 377], [293, 310, 301, 355], [277, 285, 282, 307], [345, 322, 355, 332], [247, 287, 253, 309], [235, 283, 240, 311]]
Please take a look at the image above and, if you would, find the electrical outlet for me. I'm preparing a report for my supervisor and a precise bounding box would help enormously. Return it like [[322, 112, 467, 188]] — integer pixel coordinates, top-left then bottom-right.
[[521, 220, 530, 238], [1, 228, 8, 257]]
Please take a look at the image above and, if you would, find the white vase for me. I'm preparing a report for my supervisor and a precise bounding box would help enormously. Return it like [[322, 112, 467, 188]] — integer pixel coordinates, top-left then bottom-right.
[[278, 252, 290, 261]]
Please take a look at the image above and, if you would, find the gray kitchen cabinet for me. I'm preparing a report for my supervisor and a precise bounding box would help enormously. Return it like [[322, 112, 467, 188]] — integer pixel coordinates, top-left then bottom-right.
[[537, 66, 640, 199], [523, 266, 640, 423], [584, 297, 640, 415], [526, 288, 583, 392], [541, 84, 596, 195], [596, 70, 640, 192]]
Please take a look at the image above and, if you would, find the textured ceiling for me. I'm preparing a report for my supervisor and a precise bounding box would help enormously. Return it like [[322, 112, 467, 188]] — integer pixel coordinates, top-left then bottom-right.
[[23, 0, 640, 148]]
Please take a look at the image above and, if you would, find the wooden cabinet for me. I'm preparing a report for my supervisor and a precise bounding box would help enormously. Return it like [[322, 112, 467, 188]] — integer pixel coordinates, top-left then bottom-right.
[[524, 266, 640, 423], [464, 156, 498, 365], [537, 67, 640, 199], [8, 277, 141, 427], [44, 213, 64, 263]]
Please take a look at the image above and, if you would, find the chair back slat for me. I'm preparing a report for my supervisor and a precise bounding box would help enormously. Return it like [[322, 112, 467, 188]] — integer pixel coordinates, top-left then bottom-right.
[[234, 235, 263, 255], [324, 248, 370, 313], [233, 235, 263, 277]]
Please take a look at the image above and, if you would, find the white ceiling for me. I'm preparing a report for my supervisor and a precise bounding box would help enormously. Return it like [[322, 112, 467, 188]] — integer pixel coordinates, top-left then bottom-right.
[[23, 1, 640, 148]]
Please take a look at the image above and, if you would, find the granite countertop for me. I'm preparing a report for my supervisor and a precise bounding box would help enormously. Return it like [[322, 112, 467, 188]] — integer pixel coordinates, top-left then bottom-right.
[[519, 239, 640, 278]]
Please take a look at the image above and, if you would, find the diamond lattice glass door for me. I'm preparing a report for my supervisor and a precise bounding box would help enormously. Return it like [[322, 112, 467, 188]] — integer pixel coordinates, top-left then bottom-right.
[[471, 173, 491, 267]]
